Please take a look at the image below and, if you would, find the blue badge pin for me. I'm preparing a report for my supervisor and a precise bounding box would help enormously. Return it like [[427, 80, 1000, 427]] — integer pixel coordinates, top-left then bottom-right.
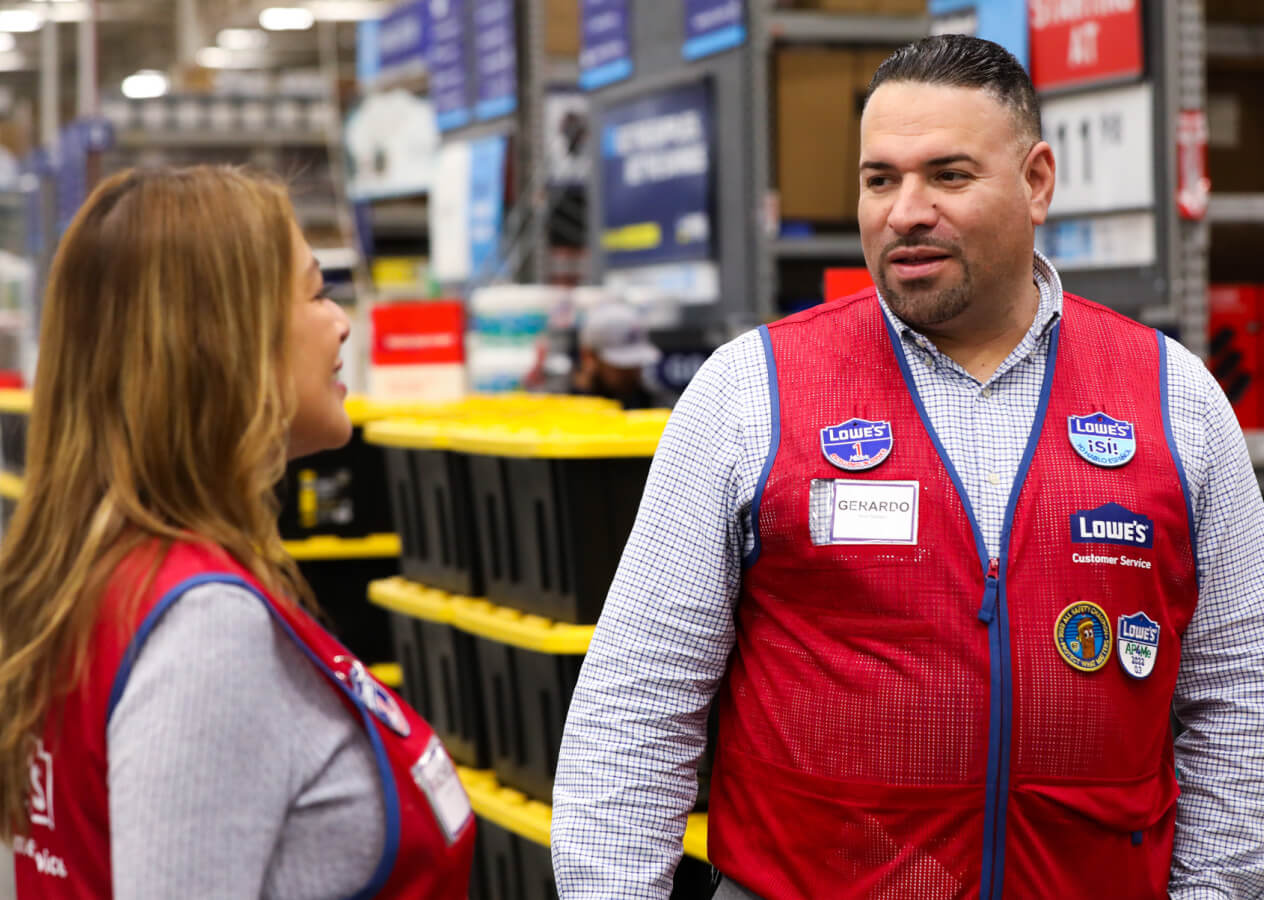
[[1117, 612, 1160, 679], [1068, 412, 1136, 467], [821, 418, 893, 472], [1054, 601, 1113, 673], [348, 659, 412, 737]]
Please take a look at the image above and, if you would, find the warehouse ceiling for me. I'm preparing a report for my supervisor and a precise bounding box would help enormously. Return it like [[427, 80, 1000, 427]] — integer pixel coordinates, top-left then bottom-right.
[[0, 1, 384, 125]]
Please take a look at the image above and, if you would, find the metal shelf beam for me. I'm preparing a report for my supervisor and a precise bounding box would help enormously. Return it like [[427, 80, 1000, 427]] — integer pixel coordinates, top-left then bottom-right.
[[1208, 194, 1264, 225], [115, 129, 329, 149], [766, 11, 930, 45], [772, 234, 865, 260]]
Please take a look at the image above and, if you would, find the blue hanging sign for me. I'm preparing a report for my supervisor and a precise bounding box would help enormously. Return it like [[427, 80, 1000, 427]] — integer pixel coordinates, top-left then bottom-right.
[[928, 0, 1029, 69], [469, 135, 508, 278], [474, 0, 517, 120], [428, 0, 470, 131], [683, 0, 746, 61], [580, 0, 632, 91], [376, 0, 430, 85], [601, 81, 713, 269]]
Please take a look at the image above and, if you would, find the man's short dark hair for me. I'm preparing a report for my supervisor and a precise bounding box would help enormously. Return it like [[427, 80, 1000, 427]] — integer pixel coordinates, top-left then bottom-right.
[[865, 34, 1042, 147]]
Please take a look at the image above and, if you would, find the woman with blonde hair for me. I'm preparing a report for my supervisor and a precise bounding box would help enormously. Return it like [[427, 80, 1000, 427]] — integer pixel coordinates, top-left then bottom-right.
[[0, 166, 475, 898]]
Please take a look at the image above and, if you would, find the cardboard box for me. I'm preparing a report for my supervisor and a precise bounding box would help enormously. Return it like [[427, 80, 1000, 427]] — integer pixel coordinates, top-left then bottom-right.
[[776, 47, 893, 224], [1208, 66, 1264, 194], [1208, 284, 1264, 430], [545, 0, 580, 57]]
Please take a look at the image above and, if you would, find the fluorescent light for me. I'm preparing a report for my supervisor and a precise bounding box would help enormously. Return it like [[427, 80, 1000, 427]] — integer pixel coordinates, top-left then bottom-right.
[[259, 7, 315, 30], [217, 28, 267, 50], [306, 1, 394, 20], [121, 69, 169, 100], [0, 34, 14, 53], [196, 47, 231, 68], [0, 10, 42, 32]]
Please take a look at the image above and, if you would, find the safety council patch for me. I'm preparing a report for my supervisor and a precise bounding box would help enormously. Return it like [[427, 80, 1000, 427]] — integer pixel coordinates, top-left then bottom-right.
[[1054, 601, 1113, 673]]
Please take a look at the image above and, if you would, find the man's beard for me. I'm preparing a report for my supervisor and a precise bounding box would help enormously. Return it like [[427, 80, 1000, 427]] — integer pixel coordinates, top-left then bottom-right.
[[878, 276, 973, 331], [875, 239, 973, 330]]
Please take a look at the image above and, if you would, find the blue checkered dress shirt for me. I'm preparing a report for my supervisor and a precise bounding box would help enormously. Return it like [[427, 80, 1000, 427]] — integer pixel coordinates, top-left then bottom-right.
[[551, 253, 1264, 899]]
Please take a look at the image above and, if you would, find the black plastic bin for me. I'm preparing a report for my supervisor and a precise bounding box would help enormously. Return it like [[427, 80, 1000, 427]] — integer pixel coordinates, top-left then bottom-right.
[[475, 637, 583, 803], [295, 551, 398, 664], [469, 821, 556, 900], [368, 578, 490, 769], [382, 444, 483, 596], [463, 412, 667, 625], [277, 426, 395, 540], [0, 389, 30, 476]]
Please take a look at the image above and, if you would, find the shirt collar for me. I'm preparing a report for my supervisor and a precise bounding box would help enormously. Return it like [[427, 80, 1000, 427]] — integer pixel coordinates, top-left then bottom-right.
[[878, 249, 1064, 363]]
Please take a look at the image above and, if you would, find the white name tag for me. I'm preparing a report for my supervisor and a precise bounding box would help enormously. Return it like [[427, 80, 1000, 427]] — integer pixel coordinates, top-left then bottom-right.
[[410, 734, 474, 844], [828, 480, 919, 545]]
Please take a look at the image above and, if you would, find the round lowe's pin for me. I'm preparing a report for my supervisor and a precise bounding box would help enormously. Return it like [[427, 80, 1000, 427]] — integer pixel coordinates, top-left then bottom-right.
[[1055, 601, 1113, 673], [1117, 611, 1161, 679], [1068, 412, 1136, 467], [820, 418, 893, 472]]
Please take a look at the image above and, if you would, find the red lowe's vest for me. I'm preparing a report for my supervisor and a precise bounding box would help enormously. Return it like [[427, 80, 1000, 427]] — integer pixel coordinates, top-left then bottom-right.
[[15, 541, 475, 899], [709, 291, 1197, 900]]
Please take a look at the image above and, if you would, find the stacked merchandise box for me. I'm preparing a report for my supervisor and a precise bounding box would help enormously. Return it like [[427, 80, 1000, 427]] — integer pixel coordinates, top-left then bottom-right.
[[276, 395, 439, 664], [366, 401, 719, 895], [369, 578, 490, 769], [776, 46, 899, 225]]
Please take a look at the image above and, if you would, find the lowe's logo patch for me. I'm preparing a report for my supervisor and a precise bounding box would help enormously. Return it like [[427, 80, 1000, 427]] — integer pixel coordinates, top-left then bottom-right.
[[1068, 412, 1136, 467], [820, 418, 892, 472], [1070, 502, 1154, 548]]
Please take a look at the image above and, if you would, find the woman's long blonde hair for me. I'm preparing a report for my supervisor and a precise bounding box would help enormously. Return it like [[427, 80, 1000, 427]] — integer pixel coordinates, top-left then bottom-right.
[[0, 166, 314, 836]]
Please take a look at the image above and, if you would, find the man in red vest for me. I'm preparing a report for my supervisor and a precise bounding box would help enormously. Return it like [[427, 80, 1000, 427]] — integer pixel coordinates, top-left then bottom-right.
[[552, 34, 1264, 900]]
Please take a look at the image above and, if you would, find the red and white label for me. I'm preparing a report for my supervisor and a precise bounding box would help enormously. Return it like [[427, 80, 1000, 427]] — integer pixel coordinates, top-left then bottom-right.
[[1029, 0, 1144, 92], [1176, 109, 1211, 222]]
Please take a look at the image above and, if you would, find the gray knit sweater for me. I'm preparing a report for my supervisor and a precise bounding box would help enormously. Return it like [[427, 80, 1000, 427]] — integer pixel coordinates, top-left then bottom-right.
[[107, 583, 384, 899]]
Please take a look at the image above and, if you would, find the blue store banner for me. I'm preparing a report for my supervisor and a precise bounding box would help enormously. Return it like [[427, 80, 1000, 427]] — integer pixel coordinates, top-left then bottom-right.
[[601, 81, 713, 269], [580, 0, 632, 91], [928, 0, 1029, 69], [469, 135, 508, 278], [428, 0, 469, 131], [683, 0, 746, 61], [376, 0, 430, 85], [474, 0, 517, 121]]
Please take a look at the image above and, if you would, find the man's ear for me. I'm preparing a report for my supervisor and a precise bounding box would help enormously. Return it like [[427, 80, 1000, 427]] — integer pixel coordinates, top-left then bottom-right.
[[1025, 140, 1056, 226]]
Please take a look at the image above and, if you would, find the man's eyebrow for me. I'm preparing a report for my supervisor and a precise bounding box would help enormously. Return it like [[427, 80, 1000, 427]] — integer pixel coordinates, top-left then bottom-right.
[[859, 153, 982, 171]]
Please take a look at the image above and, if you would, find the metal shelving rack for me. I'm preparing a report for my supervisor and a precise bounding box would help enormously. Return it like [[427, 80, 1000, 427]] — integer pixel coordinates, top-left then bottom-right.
[[580, 1, 928, 328], [431, 0, 579, 290]]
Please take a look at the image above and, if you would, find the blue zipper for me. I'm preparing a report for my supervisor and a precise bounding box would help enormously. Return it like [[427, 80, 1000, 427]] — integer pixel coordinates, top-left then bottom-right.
[[881, 312, 1062, 900]]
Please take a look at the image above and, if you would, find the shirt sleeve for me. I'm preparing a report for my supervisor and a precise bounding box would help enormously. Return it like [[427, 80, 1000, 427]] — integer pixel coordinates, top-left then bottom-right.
[[107, 582, 383, 900], [1163, 338, 1264, 899], [551, 331, 770, 899]]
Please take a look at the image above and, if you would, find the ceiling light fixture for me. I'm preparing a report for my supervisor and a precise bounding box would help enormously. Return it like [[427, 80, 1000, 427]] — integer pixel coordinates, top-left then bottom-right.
[[258, 7, 315, 31], [217, 28, 268, 50], [121, 69, 169, 100], [0, 10, 42, 32], [196, 47, 231, 68], [0, 34, 15, 53]]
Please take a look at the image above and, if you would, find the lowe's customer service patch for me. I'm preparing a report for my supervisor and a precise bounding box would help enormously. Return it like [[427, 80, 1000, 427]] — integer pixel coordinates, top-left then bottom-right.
[[1055, 601, 1113, 672]]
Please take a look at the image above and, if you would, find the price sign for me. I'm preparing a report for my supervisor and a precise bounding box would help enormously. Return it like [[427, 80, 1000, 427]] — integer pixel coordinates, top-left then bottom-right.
[[1043, 82, 1153, 218], [1029, 0, 1143, 92]]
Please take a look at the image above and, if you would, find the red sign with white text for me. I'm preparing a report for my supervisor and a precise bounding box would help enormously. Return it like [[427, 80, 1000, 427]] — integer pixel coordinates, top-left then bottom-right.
[[1029, 0, 1144, 92]]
